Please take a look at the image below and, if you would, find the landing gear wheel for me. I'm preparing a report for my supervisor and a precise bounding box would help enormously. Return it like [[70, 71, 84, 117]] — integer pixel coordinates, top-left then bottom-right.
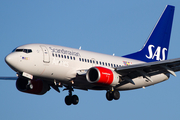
[[106, 90, 120, 101], [65, 95, 72, 106], [65, 95, 79, 105], [113, 90, 120, 100], [64, 86, 79, 106], [106, 92, 113, 101], [72, 95, 79, 105]]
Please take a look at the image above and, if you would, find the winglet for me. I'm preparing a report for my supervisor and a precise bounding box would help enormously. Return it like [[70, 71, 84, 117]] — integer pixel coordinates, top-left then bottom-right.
[[123, 5, 175, 62]]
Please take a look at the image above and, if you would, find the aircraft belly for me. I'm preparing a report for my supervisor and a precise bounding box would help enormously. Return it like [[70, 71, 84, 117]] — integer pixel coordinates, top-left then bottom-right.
[[40, 66, 67, 81]]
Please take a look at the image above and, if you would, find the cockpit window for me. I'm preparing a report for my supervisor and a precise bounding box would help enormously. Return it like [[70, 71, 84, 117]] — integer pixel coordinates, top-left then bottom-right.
[[16, 49, 23, 52], [14, 49, 32, 53], [26, 49, 32, 53], [12, 48, 17, 52]]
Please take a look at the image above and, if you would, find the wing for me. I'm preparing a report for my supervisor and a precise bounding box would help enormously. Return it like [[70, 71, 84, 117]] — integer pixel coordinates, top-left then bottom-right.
[[116, 58, 180, 82], [0, 77, 17, 80]]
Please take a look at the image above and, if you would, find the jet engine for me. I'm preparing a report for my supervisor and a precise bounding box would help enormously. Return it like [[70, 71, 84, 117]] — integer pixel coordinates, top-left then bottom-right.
[[86, 67, 120, 86], [16, 78, 50, 95]]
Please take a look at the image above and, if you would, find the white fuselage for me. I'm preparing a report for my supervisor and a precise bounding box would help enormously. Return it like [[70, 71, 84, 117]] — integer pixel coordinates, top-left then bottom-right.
[[6, 44, 169, 91]]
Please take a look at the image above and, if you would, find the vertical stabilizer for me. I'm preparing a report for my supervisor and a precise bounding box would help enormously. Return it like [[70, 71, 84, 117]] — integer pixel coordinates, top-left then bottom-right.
[[123, 5, 175, 62]]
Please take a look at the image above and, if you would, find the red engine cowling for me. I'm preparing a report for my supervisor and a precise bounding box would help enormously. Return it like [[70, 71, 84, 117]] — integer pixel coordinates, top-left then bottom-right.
[[16, 78, 50, 95], [86, 67, 120, 86]]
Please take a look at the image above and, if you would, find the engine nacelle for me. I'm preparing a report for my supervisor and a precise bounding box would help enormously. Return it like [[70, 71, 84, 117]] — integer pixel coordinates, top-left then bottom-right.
[[86, 67, 120, 86], [16, 78, 50, 95]]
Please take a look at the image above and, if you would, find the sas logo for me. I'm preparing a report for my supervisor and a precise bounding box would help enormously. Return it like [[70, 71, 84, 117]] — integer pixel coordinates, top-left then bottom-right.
[[145, 45, 167, 61]]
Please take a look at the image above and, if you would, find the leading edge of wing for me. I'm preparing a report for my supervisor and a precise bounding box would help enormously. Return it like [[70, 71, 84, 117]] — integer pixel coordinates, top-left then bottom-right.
[[116, 58, 180, 72], [0, 77, 17, 80]]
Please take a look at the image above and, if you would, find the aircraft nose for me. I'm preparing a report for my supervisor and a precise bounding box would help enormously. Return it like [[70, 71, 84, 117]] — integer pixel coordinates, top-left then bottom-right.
[[5, 53, 18, 70]]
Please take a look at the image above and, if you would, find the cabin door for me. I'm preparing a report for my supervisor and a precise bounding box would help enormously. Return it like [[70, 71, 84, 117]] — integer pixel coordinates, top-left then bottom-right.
[[40, 46, 50, 63]]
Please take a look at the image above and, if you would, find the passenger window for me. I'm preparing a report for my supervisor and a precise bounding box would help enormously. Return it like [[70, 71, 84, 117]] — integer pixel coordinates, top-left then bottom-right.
[[67, 56, 69, 59], [90, 60, 92, 63], [61, 55, 63, 58], [73, 57, 75, 60], [99, 61, 101, 65], [64, 55, 66, 59], [105, 63, 107, 66], [70, 56, 72, 60], [79, 58, 81, 61], [55, 54, 57, 57], [87, 59, 89, 63], [96, 61, 98, 64], [52, 53, 54, 57], [82, 58, 84, 62], [58, 54, 60, 58]]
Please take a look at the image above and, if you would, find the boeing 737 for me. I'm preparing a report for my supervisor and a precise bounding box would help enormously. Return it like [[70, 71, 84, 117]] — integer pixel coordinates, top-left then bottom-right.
[[1, 5, 179, 106]]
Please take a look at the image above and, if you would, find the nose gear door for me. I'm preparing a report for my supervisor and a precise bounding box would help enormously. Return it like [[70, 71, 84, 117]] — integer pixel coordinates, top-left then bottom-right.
[[40, 46, 50, 63]]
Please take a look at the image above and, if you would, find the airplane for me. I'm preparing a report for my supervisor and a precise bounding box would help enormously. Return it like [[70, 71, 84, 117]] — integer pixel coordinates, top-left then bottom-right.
[[1, 5, 179, 106]]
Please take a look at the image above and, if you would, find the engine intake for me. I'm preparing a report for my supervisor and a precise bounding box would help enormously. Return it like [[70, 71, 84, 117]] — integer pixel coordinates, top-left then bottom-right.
[[86, 67, 120, 86], [16, 78, 50, 95]]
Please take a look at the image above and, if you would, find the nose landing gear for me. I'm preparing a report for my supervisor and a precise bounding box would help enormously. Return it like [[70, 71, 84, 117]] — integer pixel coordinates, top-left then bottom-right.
[[26, 80, 33, 90]]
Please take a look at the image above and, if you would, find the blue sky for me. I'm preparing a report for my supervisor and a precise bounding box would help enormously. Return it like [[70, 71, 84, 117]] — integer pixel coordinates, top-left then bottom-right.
[[1, 0, 180, 120]]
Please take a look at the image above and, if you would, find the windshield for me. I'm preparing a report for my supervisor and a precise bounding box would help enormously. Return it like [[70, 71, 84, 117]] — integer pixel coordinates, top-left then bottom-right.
[[13, 48, 32, 53]]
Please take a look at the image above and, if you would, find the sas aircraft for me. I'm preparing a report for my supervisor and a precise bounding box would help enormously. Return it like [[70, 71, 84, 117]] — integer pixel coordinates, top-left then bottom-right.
[[1, 5, 179, 105]]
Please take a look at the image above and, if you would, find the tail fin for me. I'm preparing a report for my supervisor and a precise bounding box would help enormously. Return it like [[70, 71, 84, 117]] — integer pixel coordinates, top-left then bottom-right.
[[123, 5, 175, 62]]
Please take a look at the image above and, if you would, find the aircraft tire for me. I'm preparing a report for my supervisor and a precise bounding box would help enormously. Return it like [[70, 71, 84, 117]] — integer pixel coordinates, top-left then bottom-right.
[[72, 95, 79, 105], [106, 92, 113, 101], [65, 95, 72, 106], [113, 90, 120, 100]]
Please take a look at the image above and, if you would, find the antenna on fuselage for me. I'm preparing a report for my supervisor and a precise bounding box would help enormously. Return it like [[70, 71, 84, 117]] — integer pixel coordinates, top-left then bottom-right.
[[79, 46, 81, 50]]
